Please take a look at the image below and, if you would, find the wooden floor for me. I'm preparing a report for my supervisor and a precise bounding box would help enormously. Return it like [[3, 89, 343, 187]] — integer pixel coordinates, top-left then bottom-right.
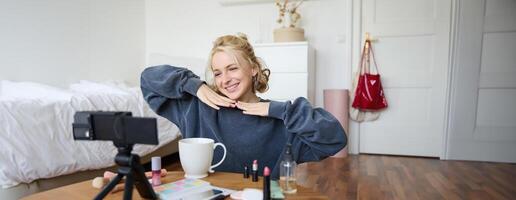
[[161, 154, 516, 200]]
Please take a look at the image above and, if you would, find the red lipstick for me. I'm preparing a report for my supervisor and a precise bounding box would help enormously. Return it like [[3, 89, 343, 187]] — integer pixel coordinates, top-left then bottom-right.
[[263, 166, 271, 200]]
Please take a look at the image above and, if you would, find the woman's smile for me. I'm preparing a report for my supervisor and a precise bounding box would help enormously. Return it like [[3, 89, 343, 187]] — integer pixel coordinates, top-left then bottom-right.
[[225, 82, 240, 93]]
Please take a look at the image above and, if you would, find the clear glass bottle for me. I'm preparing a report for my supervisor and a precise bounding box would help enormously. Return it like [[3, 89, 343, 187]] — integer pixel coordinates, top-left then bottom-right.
[[279, 144, 297, 194]]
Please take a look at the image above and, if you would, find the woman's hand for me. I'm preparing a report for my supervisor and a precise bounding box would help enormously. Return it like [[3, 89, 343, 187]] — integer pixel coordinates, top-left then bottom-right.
[[236, 101, 270, 116], [196, 84, 236, 110]]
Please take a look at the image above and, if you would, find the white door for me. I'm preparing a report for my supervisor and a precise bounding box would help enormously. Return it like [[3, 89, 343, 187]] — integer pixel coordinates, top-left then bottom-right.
[[446, 0, 516, 163], [357, 0, 452, 157]]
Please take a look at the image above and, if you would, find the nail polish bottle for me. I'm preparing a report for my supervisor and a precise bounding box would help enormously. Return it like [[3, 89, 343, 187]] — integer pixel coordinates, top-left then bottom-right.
[[152, 157, 161, 186]]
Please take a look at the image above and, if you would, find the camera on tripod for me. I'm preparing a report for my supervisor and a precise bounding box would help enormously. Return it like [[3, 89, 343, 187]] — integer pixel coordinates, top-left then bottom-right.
[[72, 111, 159, 200], [72, 111, 158, 145]]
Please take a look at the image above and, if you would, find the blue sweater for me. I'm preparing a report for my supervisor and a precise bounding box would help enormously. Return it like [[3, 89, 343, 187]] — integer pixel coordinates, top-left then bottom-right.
[[140, 65, 346, 178]]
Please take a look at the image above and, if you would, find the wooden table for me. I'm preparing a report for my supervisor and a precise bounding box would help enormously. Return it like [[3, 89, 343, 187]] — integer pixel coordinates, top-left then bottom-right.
[[22, 171, 327, 199]]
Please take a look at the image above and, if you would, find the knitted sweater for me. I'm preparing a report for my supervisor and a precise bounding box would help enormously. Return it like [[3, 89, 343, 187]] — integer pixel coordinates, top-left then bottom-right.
[[140, 65, 347, 178]]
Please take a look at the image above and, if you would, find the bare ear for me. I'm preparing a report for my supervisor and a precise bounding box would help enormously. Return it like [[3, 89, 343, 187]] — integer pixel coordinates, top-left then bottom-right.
[[252, 67, 258, 77]]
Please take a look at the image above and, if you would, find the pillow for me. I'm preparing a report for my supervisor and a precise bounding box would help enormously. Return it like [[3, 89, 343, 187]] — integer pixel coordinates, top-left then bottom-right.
[[69, 80, 130, 95], [68, 80, 145, 116], [0, 80, 72, 101]]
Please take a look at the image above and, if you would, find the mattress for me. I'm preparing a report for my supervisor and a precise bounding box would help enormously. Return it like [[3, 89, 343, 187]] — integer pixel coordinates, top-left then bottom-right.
[[0, 80, 181, 189]]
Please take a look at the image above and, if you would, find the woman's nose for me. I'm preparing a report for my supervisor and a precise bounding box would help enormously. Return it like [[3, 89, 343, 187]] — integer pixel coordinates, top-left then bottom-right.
[[221, 73, 231, 84]]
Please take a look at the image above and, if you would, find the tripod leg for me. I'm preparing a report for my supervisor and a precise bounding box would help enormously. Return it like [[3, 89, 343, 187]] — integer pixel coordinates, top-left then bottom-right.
[[94, 174, 124, 200], [123, 173, 134, 200], [132, 157, 157, 199]]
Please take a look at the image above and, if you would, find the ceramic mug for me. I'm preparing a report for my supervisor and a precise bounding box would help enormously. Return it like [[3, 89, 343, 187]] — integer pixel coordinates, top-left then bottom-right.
[[178, 138, 227, 178]]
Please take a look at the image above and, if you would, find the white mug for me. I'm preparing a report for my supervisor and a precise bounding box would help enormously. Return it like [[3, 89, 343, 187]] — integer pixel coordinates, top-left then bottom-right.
[[178, 138, 227, 179]]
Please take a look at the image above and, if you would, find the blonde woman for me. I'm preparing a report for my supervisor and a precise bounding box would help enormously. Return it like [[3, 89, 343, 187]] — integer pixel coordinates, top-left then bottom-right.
[[140, 33, 346, 178]]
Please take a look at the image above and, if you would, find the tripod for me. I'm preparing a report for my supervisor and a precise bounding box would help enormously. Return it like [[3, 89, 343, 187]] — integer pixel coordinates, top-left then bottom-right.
[[94, 144, 157, 200]]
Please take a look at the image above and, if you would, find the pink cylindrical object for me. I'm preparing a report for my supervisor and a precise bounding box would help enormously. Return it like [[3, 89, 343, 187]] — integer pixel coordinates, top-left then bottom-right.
[[152, 157, 162, 186], [323, 89, 349, 158]]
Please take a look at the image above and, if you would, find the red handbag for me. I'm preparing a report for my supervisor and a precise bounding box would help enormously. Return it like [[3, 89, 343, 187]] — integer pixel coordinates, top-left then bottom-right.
[[352, 40, 388, 110]]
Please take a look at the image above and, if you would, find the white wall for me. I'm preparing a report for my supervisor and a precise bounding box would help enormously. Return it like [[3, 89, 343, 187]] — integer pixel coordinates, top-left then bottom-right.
[[0, 0, 145, 87], [145, 0, 350, 107]]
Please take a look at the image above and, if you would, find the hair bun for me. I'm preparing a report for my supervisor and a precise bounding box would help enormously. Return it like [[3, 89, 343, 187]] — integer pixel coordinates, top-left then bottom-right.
[[236, 32, 248, 41]]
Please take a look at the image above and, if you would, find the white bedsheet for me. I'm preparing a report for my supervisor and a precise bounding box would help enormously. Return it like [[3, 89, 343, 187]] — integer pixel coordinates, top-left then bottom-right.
[[0, 80, 180, 188]]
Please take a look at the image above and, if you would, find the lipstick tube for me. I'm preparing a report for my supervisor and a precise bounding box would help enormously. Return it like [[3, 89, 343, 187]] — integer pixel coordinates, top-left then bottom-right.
[[263, 166, 271, 200], [252, 160, 258, 182], [244, 164, 249, 178]]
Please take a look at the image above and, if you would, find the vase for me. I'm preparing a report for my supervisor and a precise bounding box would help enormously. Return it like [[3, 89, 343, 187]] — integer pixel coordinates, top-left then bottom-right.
[[273, 27, 305, 42]]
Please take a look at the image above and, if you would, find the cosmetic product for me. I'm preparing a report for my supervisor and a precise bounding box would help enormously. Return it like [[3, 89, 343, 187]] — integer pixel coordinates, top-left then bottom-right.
[[103, 169, 168, 181], [243, 164, 249, 178], [279, 144, 297, 194], [252, 160, 258, 182], [92, 177, 108, 189], [242, 188, 263, 200], [230, 191, 243, 200], [152, 156, 162, 186], [263, 166, 271, 200]]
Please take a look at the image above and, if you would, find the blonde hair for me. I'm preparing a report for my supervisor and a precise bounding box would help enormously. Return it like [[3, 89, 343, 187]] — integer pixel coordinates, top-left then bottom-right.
[[206, 33, 270, 93]]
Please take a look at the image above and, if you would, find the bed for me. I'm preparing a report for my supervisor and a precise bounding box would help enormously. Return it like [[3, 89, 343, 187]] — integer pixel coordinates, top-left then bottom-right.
[[0, 80, 182, 199]]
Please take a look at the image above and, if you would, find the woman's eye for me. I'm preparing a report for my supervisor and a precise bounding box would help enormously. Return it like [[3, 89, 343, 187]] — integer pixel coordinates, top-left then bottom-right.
[[229, 67, 237, 71], [214, 73, 221, 77]]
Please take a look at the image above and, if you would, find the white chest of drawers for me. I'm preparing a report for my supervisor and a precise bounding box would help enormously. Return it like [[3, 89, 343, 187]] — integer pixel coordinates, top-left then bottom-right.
[[253, 42, 315, 103]]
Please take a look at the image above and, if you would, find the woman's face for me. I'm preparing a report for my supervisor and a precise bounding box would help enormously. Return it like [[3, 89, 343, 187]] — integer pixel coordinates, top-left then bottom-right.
[[211, 51, 256, 101]]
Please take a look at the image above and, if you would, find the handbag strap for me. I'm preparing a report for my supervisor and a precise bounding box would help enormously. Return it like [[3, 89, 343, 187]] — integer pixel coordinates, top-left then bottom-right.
[[358, 40, 380, 75], [358, 40, 368, 75], [367, 40, 380, 74]]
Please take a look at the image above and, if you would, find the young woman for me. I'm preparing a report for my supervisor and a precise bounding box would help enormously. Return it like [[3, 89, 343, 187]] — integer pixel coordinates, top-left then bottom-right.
[[140, 33, 346, 178]]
